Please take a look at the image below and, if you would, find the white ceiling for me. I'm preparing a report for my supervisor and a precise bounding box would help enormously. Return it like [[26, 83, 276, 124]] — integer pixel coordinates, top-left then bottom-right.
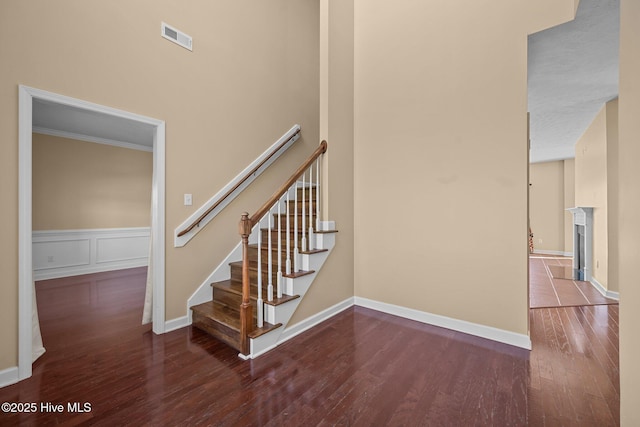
[[32, 98, 155, 151], [528, 0, 619, 163]]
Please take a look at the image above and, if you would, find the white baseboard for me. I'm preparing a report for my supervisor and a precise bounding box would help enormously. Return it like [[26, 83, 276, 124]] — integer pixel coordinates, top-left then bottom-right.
[[36, 261, 149, 281], [164, 315, 190, 333], [532, 250, 571, 257], [354, 297, 532, 350], [607, 290, 620, 300], [33, 228, 150, 280], [251, 297, 355, 358], [590, 277, 620, 301], [0, 366, 19, 389]]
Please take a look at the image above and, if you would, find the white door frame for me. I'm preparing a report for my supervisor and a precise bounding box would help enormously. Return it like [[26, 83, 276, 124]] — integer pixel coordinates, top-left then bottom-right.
[[18, 85, 166, 380]]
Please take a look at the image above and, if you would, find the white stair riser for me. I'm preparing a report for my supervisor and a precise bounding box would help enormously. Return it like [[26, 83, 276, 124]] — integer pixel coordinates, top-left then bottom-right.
[[287, 275, 314, 300], [315, 232, 335, 250], [265, 299, 298, 325]]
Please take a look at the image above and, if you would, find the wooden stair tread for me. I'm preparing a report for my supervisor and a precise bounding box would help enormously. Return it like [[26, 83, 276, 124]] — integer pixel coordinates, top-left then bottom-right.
[[264, 294, 300, 306], [248, 322, 283, 339], [315, 229, 338, 234], [299, 248, 328, 255], [284, 269, 315, 278]]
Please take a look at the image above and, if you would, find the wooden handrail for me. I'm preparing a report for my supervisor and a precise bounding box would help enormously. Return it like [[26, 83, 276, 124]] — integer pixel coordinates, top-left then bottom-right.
[[176, 128, 301, 238], [249, 140, 327, 227], [238, 140, 327, 355]]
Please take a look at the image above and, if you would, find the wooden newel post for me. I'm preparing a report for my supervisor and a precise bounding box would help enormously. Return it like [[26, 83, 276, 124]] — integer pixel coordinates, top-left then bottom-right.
[[239, 212, 253, 355]]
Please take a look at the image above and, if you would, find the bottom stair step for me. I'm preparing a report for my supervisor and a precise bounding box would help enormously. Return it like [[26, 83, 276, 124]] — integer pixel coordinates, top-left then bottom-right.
[[248, 322, 283, 339], [191, 301, 241, 350], [191, 300, 282, 351]]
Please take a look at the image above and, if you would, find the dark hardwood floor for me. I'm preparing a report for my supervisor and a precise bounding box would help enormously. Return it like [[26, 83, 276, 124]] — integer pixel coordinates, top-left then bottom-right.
[[529, 255, 618, 309], [529, 305, 619, 426], [0, 268, 619, 426]]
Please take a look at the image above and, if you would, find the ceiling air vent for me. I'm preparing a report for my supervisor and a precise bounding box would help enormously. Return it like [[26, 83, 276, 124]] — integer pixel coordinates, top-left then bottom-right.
[[161, 22, 192, 51]]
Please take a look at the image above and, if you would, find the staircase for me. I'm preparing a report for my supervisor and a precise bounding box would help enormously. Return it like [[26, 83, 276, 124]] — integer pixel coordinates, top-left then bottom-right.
[[190, 141, 336, 357]]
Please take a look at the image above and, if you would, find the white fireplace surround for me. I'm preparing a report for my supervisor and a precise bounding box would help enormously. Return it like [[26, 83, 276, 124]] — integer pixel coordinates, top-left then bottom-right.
[[566, 207, 593, 282]]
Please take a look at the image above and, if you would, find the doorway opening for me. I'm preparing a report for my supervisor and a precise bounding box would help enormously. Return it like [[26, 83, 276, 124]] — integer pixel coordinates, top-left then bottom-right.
[[18, 85, 166, 381]]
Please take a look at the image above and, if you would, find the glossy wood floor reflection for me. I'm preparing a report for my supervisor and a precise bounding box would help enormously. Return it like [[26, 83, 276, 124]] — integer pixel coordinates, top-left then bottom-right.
[[0, 269, 619, 425], [529, 305, 619, 426], [529, 255, 618, 308]]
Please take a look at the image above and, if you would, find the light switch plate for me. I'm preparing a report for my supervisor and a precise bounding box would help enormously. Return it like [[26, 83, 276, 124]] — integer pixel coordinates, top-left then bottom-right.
[[184, 194, 192, 206]]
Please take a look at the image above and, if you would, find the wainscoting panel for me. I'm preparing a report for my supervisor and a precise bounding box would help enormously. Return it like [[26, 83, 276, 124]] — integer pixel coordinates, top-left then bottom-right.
[[33, 228, 150, 280], [33, 238, 91, 270], [96, 235, 149, 264]]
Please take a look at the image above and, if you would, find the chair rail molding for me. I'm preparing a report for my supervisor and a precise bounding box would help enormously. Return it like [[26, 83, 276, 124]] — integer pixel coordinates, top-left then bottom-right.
[[32, 227, 151, 281]]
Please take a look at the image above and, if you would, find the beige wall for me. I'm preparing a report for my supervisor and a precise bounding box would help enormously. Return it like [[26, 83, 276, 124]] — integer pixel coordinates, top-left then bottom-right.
[[526, 0, 581, 35], [352, 1, 574, 336], [0, 0, 581, 375], [0, 0, 330, 371], [619, 0, 640, 423], [289, 0, 355, 325], [606, 100, 619, 294], [527, 158, 575, 255], [32, 134, 152, 230], [563, 159, 575, 254], [574, 99, 618, 291], [529, 161, 565, 253], [575, 104, 609, 287]]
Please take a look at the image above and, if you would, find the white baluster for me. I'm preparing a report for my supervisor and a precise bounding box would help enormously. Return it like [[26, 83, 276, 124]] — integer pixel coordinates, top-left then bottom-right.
[[286, 189, 291, 275], [256, 222, 263, 328], [301, 171, 307, 252], [308, 164, 314, 250], [294, 180, 299, 272], [267, 208, 273, 302], [277, 197, 283, 299]]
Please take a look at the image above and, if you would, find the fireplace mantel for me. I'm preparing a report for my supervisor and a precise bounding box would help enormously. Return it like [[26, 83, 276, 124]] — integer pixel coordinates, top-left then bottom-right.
[[566, 207, 593, 281]]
